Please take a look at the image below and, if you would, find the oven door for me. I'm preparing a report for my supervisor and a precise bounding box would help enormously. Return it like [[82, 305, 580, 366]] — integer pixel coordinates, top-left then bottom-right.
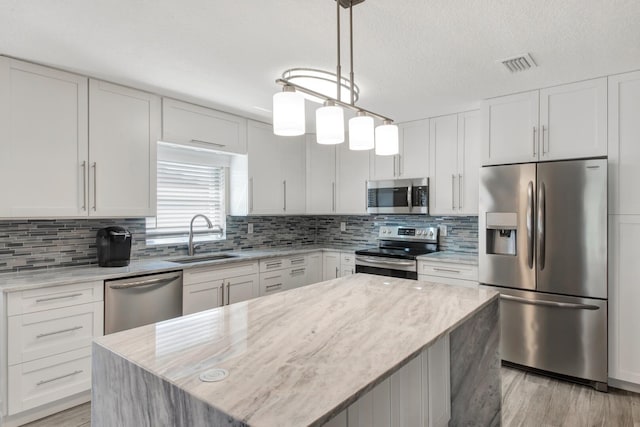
[[355, 256, 417, 280]]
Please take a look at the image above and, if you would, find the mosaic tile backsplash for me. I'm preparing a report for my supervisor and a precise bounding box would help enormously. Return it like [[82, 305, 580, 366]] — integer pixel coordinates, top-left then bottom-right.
[[0, 215, 477, 273]]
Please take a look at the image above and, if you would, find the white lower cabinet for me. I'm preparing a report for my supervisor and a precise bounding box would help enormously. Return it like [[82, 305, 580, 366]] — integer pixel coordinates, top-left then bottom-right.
[[340, 252, 355, 277], [258, 255, 310, 296], [323, 252, 341, 280], [182, 262, 259, 315], [418, 260, 479, 288], [336, 334, 450, 427], [307, 252, 324, 285]]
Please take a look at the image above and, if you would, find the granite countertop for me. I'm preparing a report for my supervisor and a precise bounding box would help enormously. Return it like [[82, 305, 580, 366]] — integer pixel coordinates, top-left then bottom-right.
[[0, 245, 372, 293], [94, 273, 498, 427], [417, 251, 479, 265]]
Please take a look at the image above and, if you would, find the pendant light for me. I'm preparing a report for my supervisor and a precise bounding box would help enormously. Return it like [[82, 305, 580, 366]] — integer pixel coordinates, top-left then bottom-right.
[[316, 100, 344, 144], [273, 85, 305, 136], [349, 111, 374, 150], [375, 120, 399, 155]]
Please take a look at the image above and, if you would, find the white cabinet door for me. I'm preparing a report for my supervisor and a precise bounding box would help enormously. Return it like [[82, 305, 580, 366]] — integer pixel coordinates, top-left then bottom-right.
[[0, 57, 88, 218], [609, 215, 640, 385], [307, 252, 323, 285], [399, 119, 429, 178], [482, 90, 539, 165], [347, 377, 391, 427], [427, 334, 451, 427], [281, 135, 306, 214], [226, 274, 258, 305], [457, 110, 481, 215], [430, 114, 459, 215], [162, 98, 247, 154], [248, 121, 284, 214], [369, 151, 396, 180], [89, 80, 160, 217], [336, 142, 369, 214], [323, 252, 341, 280], [286, 266, 308, 289], [183, 280, 224, 315], [390, 354, 423, 427], [539, 78, 607, 161], [306, 135, 336, 214], [608, 71, 640, 215]]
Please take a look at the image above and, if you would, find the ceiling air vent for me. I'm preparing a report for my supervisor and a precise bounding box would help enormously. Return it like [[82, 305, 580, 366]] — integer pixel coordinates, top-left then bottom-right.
[[500, 53, 537, 73]]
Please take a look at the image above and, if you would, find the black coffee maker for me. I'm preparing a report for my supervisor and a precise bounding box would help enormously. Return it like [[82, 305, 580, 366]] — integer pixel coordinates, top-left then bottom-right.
[[96, 226, 132, 267]]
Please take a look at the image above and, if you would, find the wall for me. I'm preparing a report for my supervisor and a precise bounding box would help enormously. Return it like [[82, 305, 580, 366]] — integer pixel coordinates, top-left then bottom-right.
[[0, 215, 477, 273]]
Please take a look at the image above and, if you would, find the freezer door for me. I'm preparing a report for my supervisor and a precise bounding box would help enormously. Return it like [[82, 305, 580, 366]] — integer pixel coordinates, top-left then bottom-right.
[[536, 159, 607, 298], [483, 286, 607, 384], [479, 163, 536, 290]]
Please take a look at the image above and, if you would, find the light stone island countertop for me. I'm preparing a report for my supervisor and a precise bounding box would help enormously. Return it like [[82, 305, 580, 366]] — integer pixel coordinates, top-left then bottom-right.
[[417, 250, 479, 265], [0, 245, 370, 293], [93, 273, 499, 427]]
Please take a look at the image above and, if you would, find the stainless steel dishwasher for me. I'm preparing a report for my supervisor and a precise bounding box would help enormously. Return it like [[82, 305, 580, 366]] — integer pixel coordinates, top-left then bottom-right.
[[104, 270, 183, 334]]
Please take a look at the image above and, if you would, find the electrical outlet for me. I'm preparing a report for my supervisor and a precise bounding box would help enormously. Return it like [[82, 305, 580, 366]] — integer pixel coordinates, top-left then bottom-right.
[[247, 223, 254, 234], [340, 222, 346, 232], [440, 225, 448, 236]]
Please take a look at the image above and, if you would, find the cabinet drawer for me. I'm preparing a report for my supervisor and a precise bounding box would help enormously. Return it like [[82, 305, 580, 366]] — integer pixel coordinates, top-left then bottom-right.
[[341, 253, 355, 266], [287, 266, 308, 290], [184, 261, 258, 285], [418, 274, 478, 289], [7, 281, 103, 316], [418, 261, 478, 282], [260, 271, 287, 296], [260, 258, 286, 272], [8, 347, 91, 415], [287, 255, 307, 268], [8, 302, 103, 366]]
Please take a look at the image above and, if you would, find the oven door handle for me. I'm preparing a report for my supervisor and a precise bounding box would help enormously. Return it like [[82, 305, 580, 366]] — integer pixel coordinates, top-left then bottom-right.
[[355, 256, 415, 267]]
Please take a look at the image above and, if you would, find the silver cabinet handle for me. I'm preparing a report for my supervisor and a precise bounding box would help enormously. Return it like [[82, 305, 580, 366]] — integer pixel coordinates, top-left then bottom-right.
[[81, 161, 87, 210], [290, 268, 306, 275], [108, 274, 181, 290], [393, 156, 397, 177], [335, 266, 339, 278], [290, 258, 305, 265], [36, 326, 83, 339], [283, 180, 287, 212], [92, 162, 97, 211], [266, 261, 282, 268], [527, 181, 534, 270], [220, 283, 224, 306], [433, 267, 461, 274], [532, 126, 537, 157], [35, 293, 83, 303], [226, 281, 230, 305], [191, 139, 226, 148], [458, 173, 463, 209], [542, 125, 548, 154], [37, 370, 83, 386], [265, 283, 283, 290], [451, 174, 456, 210], [500, 294, 599, 310], [249, 177, 254, 213], [398, 154, 402, 176], [538, 182, 546, 271], [332, 182, 336, 212]]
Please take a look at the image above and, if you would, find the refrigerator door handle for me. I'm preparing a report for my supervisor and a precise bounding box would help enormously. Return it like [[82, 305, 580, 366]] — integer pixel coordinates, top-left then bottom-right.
[[500, 294, 599, 310], [537, 182, 546, 271], [527, 181, 534, 269]]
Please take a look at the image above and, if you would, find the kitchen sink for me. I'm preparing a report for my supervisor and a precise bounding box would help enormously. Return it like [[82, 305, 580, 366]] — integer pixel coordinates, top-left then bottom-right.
[[171, 254, 238, 264]]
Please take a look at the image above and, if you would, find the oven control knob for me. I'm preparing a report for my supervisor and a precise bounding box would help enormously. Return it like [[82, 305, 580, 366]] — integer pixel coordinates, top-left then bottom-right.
[[417, 230, 423, 235], [428, 230, 434, 238]]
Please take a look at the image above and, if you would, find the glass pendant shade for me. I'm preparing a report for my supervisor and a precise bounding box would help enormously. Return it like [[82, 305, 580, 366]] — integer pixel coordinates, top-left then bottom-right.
[[316, 102, 345, 145], [375, 122, 399, 155], [349, 113, 375, 150], [272, 89, 305, 136]]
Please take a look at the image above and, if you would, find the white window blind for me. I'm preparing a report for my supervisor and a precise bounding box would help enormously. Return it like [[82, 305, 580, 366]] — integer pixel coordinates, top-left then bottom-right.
[[147, 142, 228, 242]]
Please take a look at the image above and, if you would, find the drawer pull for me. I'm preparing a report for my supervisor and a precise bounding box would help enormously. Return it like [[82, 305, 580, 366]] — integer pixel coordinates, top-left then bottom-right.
[[433, 267, 461, 274], [36, 370, 83, 386], [264, 275, 281, 280], [290, 258, 305, 265], [265, 283, 282, 289], [266, 262, 282, 268], [35, 293, 83, 303], [36, 326, 83, 339], [290, 268, 306, 274]]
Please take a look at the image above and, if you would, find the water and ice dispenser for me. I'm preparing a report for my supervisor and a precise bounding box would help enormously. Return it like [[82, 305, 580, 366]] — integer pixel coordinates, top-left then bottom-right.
[[485, 212, 517, 256]]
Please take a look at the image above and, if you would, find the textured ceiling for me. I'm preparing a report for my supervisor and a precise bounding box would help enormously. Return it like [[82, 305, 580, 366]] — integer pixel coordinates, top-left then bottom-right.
[[1, 0, 640, 124]]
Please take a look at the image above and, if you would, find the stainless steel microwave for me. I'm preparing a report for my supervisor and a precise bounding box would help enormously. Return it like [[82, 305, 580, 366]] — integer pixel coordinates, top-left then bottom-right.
[[367, 178, 429, 214]]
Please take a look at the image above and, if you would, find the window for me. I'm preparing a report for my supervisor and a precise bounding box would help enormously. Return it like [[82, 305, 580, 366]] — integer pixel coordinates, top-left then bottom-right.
[[146, 142, 228, 244]]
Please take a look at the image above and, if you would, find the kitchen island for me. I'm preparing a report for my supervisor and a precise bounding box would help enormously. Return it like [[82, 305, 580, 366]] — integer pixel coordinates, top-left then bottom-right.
[[92, 273, 500, 426]]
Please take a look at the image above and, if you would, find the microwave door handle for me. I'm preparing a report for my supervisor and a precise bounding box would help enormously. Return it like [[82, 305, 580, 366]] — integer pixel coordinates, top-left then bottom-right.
[[407, 186, 412, 210]]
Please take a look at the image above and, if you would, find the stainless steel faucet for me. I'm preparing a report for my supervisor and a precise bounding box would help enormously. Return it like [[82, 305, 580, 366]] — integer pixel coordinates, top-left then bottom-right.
[[188, 214, 214, 256]]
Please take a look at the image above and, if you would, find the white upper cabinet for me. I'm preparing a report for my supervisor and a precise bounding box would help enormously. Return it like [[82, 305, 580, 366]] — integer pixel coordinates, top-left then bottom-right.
[[539, 78, 607, 161], [306, 135, 336, 214], [608, 71, 640, 215], [336, 142, 369, 214], [370, 119, 429, 180], [248, 121, 305, 215], [482, 90, 539, 165], [0, 57, 88, 218], [89, 80, 160, 217], [482, 79, 607, 165], [430, 111, 480, 215], [162, 98, 247, 154]]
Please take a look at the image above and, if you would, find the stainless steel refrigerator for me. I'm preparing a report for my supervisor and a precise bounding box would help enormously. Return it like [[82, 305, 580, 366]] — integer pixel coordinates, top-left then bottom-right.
[[479, 158, 608, 391]]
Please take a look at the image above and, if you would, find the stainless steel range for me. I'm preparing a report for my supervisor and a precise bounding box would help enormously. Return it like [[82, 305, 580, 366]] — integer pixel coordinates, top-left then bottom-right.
[[355, 226, 438, 279]]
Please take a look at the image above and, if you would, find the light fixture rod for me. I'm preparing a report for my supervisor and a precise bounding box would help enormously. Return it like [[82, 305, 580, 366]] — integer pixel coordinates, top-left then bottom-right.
[[275, 78, 393, 122], [336, 0, 341, 100], [349, 1, 355, 106]]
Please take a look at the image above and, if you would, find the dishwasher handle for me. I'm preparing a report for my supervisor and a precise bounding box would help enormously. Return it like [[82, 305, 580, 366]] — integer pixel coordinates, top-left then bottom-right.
[[107, 274, 182, 290]]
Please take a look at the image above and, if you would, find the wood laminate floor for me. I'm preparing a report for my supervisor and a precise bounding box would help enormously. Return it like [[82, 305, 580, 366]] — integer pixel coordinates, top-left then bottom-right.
[[22, 367, 640, 427]]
